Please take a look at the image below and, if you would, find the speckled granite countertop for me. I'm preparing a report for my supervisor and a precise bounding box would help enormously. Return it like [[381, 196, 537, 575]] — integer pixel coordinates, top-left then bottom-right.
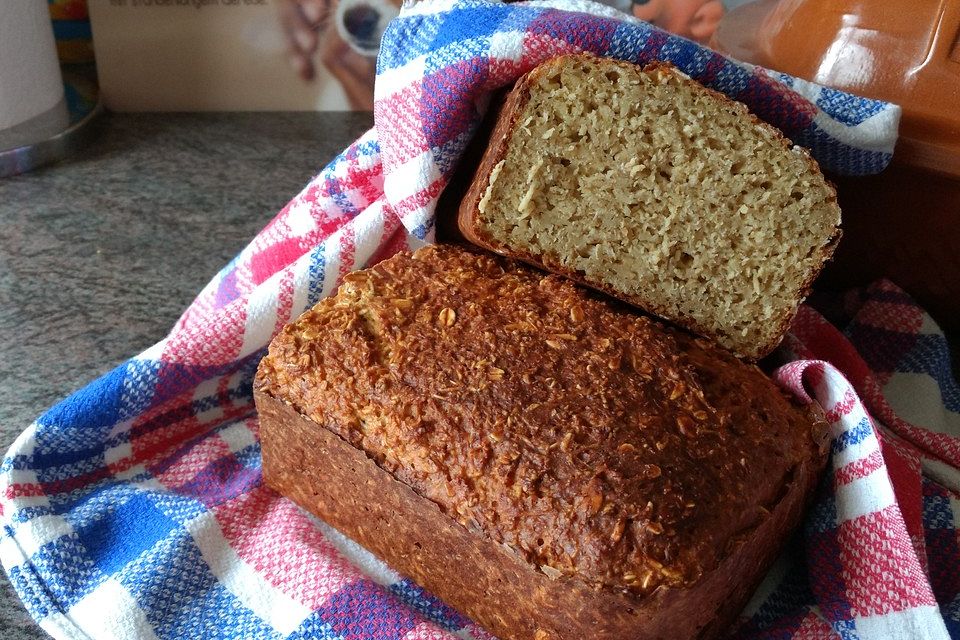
[[0, 112, 373, 639]]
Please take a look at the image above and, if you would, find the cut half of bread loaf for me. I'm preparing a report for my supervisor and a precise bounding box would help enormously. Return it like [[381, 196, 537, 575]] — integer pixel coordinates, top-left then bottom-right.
[[458, 54, 841, 360]]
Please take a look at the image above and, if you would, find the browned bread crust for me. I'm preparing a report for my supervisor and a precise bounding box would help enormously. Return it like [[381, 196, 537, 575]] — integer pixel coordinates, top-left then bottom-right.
[[457, 54, 841, 361], [255, 245, 828, 640]]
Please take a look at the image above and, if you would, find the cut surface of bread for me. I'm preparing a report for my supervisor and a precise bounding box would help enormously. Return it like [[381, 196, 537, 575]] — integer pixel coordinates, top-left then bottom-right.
[[458, 55, 841, 359]]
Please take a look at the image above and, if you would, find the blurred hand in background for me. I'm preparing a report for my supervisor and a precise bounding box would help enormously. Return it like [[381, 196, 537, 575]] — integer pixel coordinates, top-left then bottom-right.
[[631, 0, 724, 43]]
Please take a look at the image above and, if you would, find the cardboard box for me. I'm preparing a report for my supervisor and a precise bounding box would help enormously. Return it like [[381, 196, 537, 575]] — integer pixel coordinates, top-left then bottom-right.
[[88, 0, 398, 110]]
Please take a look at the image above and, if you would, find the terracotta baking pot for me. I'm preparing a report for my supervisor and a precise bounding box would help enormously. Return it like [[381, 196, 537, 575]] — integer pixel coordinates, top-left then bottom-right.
[[711, 0, 960, 331]]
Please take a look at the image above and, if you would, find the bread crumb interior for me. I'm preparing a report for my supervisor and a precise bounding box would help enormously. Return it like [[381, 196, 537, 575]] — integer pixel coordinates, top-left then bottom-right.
[[477, 59, 839, 357]]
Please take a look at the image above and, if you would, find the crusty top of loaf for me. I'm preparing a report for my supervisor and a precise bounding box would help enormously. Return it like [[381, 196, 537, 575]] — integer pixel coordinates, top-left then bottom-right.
[[256, 245, 826, 599]]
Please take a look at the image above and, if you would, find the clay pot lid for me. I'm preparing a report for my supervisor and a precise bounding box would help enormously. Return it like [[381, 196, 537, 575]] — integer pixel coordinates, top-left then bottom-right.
[[711, 0, 960, 178]]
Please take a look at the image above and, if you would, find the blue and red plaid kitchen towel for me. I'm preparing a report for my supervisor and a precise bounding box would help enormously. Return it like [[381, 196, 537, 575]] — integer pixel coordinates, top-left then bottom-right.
[[4, 1, 956, 638]]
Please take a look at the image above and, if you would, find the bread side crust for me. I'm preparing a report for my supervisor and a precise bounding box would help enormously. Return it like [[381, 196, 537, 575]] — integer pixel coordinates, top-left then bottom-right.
[[258, 389, 827, 640], [457, 54, 841, 360]]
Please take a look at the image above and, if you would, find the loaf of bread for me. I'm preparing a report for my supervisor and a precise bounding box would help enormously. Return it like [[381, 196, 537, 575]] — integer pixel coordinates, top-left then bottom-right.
[[255, 245, 828, 640], [458, 54, 841, 360]]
